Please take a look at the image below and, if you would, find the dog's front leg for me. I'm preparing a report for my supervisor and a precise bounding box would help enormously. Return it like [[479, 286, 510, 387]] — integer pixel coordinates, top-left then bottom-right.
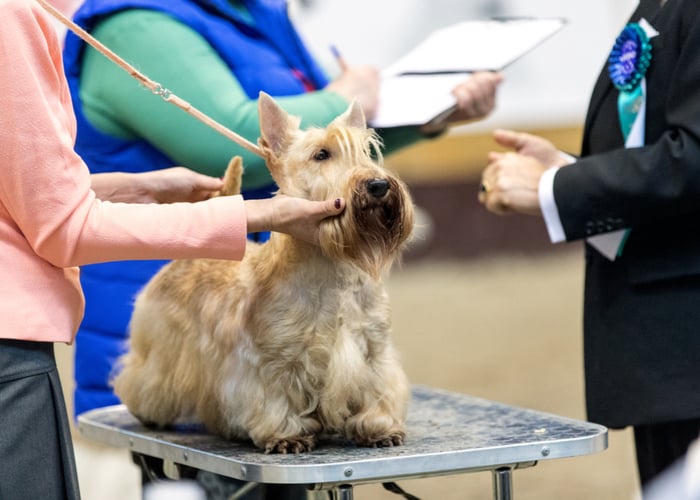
[[345, 402, 407, 448], [226, 374, 322, 454], [344, 362, 410, 448], [248, 408, 321, 454]]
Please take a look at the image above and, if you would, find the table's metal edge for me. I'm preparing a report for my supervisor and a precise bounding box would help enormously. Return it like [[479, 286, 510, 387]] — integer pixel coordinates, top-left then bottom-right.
[[78, 408, 608, 485]]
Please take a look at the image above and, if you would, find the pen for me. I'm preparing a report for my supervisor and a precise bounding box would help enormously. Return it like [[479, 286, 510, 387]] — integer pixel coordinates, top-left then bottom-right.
[[330, 44, 348, 72]]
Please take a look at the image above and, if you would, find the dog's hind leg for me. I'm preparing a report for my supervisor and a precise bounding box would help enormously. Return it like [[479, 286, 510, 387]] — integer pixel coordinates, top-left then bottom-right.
[[112, 359, 183, 428], [122, 387, 178, 428]]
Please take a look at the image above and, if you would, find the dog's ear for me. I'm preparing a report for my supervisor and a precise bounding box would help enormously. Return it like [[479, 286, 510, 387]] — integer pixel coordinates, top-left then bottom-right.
[[257, 92, 301, 156], [333, 99, 367, 130]]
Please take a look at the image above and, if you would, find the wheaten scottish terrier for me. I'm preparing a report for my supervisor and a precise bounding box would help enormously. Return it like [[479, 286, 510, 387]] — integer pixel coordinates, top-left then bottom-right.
[[113, 93, 414, 453]]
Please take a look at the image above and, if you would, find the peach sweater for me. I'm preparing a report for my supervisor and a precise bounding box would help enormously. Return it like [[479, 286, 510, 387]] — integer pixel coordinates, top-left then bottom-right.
[[0, 0, 247, 343]]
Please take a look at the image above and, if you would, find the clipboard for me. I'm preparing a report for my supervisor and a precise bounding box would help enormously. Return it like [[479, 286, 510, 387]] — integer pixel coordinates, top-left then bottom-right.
[[369, 17, 567, 128]]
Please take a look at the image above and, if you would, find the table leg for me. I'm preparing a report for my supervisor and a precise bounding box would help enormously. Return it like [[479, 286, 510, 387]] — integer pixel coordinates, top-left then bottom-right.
[[492, 467, 513, 500], [328, 484, 354, 500]]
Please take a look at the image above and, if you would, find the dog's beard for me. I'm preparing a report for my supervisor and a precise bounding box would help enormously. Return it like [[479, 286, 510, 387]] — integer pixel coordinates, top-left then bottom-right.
[[318, 177, 414, 278]]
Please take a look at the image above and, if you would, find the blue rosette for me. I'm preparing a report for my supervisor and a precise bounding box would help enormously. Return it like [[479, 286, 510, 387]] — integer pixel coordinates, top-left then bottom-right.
[[608, 23, 652, 92], [603, 22, 653, 259]]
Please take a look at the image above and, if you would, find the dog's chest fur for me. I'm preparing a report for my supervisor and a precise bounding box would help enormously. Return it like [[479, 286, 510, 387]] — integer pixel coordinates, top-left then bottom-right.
[[242, 241, 391, 374]]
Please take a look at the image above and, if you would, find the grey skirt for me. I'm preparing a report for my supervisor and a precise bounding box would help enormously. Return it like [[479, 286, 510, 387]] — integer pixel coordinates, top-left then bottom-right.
[[0, 339, 81, 500]]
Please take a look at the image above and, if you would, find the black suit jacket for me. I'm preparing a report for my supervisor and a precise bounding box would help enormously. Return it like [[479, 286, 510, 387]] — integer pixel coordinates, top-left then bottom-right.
[[554, 0, 700, 428]]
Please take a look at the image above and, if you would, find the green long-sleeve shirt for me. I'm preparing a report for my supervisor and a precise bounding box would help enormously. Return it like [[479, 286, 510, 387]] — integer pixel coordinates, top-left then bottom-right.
[[80, 9, 425, 189]]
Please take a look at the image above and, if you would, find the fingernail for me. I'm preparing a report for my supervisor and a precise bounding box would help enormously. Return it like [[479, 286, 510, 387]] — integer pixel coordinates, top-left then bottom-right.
[[334, 198, 341, 209]]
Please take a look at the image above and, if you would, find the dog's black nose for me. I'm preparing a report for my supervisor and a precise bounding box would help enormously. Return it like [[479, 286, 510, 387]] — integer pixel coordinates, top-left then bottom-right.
[[366, 179, 390, 198]]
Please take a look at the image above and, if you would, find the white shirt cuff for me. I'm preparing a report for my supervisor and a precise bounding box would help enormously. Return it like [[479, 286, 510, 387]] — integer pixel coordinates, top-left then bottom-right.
[[539, 165, 566, 243]]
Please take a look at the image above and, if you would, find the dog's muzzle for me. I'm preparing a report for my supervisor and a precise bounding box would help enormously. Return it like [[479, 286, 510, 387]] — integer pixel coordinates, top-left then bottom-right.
[[366, 178, 390, 198], [354, 177, 407, 237]]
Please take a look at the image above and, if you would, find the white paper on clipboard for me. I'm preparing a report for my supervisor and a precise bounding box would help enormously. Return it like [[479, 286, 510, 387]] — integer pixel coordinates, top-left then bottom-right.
[[369, 17, 566, 128]]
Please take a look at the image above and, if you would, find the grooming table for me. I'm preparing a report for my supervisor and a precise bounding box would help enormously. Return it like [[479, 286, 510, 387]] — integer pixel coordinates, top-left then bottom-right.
[[77, 385, 607, 500]]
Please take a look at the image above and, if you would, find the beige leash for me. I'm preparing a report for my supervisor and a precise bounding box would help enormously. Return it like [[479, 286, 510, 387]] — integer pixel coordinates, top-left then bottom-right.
[[35, 0, 265, 158]]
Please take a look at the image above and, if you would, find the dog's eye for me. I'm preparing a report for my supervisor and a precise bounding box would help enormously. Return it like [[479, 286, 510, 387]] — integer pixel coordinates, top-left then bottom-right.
[[313, 149, 331, 161]]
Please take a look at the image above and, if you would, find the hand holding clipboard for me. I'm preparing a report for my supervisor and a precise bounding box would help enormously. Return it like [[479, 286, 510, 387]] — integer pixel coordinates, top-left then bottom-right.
[[370, 17, 567, 128]]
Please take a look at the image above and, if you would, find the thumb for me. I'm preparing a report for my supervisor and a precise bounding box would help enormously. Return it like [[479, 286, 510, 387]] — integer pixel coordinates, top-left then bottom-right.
[[200, 174, 226, 190], [192, 172, 225, 191], [493, 128, 522, 150], [488, 151, 505, 162], [320, 197, 345, 217]]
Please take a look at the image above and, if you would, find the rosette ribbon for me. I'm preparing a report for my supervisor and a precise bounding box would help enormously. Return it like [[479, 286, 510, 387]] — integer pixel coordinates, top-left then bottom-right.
[[608, 23, 653, 141], [589, 21, 653, 259]]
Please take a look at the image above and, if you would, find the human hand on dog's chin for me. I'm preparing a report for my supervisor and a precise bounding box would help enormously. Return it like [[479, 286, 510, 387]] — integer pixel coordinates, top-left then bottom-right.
[[420, 71, 503, 136], [91, 167, 224, 204], [245, 196, 346, 244]]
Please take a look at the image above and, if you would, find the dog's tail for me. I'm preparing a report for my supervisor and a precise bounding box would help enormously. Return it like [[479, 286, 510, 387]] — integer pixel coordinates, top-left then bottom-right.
[[217, 156, 244, 197]]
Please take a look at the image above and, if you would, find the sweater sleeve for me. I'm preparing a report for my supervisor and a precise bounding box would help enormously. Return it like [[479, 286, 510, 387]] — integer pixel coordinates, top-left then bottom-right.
[[80, 9, 427, 186], [80, 9, 351, 189], [0, 2, 246, 268]]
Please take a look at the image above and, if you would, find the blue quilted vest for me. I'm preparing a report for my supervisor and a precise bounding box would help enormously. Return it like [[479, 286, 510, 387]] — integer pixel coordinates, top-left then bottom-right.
[[62, 0, 329, 416]]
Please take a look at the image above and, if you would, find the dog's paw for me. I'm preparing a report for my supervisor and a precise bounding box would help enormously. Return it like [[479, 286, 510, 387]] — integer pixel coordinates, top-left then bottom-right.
[[356, 431, 405, 448], [263, 435, 316, 454]]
